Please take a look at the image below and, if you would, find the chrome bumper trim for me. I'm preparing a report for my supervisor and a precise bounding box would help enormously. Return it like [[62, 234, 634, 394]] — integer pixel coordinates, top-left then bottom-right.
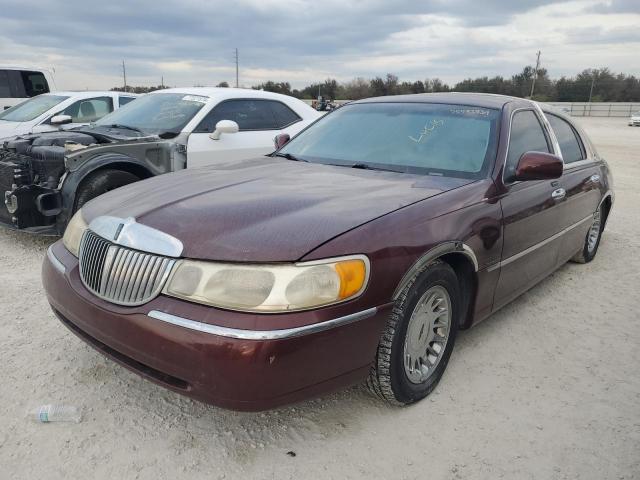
[[147, 307, 378, 340], [47, 246, 66, 274]]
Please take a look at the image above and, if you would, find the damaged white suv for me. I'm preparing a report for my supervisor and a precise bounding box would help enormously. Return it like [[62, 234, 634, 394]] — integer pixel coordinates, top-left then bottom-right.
[[0, 88, 320, 234]]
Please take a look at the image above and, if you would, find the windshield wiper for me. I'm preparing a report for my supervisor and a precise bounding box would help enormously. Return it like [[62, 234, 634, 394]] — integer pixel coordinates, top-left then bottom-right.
[[349, 163, 402, 173], [275, 152, 308, 162], [105, 123, 143, 133]]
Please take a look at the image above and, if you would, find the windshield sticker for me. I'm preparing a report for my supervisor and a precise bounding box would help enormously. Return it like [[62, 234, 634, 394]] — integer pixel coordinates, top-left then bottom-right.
[[449, 108, 490, 117], [181, 95, 208, 104], [409, 119, 444, 143]]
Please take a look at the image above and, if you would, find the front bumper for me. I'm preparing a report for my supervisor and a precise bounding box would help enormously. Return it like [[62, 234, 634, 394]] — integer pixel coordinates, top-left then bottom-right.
[[1, 183, 62, 233], [43, 242, 390, 411]]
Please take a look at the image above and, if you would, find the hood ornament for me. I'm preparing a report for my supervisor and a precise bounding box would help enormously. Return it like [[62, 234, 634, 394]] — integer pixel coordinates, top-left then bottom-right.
[[88, 216, 183, 258]]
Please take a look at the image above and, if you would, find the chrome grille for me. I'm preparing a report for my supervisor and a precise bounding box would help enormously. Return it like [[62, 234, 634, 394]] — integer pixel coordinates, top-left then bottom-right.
[[79, 230, 175, 306]]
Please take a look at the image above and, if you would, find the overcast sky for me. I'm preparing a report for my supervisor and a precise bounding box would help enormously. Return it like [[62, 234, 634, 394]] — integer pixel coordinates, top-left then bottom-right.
[[1, 0, 639, 90]]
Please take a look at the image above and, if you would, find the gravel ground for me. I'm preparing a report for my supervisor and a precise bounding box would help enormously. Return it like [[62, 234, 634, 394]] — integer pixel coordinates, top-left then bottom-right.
[[0, 117, 638, 480]]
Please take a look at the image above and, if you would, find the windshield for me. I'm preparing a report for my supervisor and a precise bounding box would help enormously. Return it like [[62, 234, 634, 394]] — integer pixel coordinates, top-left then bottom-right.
[[95, 93, 208, 135], [279, 102, 501, 178], [0, 95, 69, 122]]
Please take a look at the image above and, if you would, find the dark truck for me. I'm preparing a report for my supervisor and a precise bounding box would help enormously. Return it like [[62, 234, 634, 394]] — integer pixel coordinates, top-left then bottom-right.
[[0, 128, 185, 235]]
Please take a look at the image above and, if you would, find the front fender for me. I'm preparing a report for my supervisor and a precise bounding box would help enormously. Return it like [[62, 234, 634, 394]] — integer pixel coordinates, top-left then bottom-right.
[[57, 153, 155, 230]]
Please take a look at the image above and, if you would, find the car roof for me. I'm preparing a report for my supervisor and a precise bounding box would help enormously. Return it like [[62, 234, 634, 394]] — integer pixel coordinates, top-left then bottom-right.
[[43, 91, 139, 98], [149, 87, 303, 103], [353, 92, 532, 109]]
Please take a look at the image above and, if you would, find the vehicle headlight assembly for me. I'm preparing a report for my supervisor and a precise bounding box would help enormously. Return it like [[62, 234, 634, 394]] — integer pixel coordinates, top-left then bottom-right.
[[62, 209, 89, 257], [164, 255, 369, 312]]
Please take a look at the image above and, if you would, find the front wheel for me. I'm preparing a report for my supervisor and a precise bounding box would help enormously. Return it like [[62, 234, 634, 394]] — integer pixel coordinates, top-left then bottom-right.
[[367, 260, 460, 405], [74, 169, 140, 212]]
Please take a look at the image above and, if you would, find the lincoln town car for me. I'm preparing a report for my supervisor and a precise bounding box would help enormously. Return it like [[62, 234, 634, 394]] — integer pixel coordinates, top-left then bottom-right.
[[42, 93, 613, 411]]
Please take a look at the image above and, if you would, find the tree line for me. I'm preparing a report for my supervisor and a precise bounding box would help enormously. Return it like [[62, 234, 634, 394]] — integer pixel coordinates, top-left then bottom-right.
[[111, 66, 640, 102], [253, 67, 640, 102]]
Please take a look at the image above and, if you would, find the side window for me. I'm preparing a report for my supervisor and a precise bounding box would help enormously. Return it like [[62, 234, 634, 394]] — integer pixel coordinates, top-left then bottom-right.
[[505, 110, 551, 182], [20, 71, 49, 97], [119, 96, 136, 108], [269, 101, 301, 128], [60, 97, 114, 122], [195, 99, 278, 133], [0, 70, 10, 98], [546, 114, 585, 164]]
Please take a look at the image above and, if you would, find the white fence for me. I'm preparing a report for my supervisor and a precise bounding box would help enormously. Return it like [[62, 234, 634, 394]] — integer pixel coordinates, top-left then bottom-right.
[[301, 99, 639, 117], [547, 102, 640, 117]]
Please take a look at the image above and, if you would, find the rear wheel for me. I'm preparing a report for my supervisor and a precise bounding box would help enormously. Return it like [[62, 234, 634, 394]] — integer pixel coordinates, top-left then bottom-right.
[[74, 169, 140, 211], [572, 206, 604, 264], [367, 260, 460, 405]]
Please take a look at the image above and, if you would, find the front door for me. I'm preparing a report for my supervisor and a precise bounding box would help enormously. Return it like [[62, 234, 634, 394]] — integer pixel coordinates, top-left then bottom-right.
[[187, 98, 303, 169], [493, 109, 565, 310]]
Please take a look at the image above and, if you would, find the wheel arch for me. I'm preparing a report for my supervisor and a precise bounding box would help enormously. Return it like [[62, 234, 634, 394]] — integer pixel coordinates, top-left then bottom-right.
[[599, 192, 613, 228], [58, 153, 155, 227], [392, 242, 478, 329]]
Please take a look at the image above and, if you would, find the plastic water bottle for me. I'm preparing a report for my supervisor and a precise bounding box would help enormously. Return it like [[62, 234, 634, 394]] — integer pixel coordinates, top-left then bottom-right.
[[31, 405, 82, 423]]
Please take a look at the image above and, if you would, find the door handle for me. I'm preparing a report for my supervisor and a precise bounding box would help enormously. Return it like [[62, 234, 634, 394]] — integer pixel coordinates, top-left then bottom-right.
[[590, 174, 600, 183], [551, 188, 566, 201]]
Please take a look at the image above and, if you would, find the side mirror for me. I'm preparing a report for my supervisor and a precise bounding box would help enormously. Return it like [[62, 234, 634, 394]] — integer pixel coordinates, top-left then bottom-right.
[[514, 151, 563, 181], [50, 114, 73, 126], [274, 133, 290, 149], [209, 120, 239, 140]]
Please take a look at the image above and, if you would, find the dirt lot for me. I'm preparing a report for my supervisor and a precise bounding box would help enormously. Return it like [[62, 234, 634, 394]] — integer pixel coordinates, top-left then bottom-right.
[[0, 117, 638, 480]]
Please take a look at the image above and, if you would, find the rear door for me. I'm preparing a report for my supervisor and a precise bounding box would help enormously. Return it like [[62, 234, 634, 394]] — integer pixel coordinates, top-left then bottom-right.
[[493, 108, 565, 309], [186, 99, 302, 168], [544, 112, 602, 264]]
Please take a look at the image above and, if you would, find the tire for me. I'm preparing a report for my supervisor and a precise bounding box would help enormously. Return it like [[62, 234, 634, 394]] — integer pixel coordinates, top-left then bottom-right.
[[571, 206, 605, 264], [74, 169, 140, 211], [367, 259, 461, 405]]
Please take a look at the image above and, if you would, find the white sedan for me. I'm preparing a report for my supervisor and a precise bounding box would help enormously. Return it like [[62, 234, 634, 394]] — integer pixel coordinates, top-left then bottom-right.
[[82, 87, 322, 167], [0, 91, 138, 140], [628, 111, 640, 126]]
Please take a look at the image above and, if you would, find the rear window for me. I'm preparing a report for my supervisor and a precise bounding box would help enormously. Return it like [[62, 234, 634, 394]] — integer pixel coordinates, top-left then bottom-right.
[[0, 70, 50, 98], [0, 70, 10, 98], [20, 71, 49, 97], [119, 96, 136, 107]]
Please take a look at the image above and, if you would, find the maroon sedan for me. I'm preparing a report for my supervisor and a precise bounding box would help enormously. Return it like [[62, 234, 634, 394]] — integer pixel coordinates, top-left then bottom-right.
[[43, 93, 613, 411]]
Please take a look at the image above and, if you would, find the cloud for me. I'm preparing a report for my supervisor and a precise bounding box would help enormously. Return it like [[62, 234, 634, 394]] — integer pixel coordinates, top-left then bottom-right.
[[0, 0, 638, 90]]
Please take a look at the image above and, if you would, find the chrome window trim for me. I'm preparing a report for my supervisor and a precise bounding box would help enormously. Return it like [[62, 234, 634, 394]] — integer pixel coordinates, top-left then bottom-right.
[[487, 214, 593, 272], [47, 246, 66, 274], [501, 105, 563, 187], [544, 112, 588, 165], [147, 307, 378, 340]]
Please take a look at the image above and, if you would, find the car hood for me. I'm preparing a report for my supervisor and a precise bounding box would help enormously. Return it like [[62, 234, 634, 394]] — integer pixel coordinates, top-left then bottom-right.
[[0, 121, 23, 139], [82, 157, 474, 262]]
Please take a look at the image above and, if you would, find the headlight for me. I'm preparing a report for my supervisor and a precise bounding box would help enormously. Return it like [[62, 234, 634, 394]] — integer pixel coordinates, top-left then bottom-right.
[[62, 209, 88, 257], [164, 255, 369, 312]]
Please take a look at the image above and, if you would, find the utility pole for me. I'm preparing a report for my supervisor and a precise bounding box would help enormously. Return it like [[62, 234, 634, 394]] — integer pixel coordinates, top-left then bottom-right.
[[234, 48, 239, 88], [122, 60, 127, 93], [161, 75, 164, 89], [529, 50, 541, 98], [588, 71, 597, 102]]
